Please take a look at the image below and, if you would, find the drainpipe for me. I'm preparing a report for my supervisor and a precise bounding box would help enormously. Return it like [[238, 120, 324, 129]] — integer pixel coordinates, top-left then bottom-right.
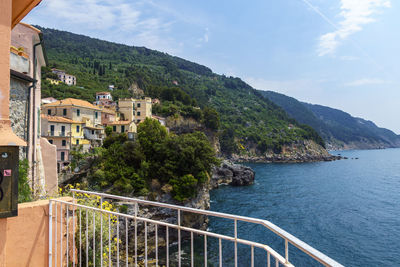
[[24, 83, 35, 159], [30, 33, 44, 192]]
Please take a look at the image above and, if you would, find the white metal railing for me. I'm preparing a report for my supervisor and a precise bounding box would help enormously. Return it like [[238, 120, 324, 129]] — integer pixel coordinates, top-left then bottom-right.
[[48, 189, 344, 267]]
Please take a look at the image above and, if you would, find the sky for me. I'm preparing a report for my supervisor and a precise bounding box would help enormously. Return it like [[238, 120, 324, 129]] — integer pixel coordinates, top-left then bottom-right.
[[24, 0, 400, 133]]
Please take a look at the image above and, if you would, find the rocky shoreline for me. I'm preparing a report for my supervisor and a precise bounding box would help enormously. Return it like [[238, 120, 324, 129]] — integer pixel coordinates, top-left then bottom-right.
[[231, 140, 342, 163]]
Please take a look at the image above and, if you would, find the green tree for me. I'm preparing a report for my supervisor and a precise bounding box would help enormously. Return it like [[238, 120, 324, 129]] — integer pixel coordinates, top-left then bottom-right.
[[203, 107, 220, 130]]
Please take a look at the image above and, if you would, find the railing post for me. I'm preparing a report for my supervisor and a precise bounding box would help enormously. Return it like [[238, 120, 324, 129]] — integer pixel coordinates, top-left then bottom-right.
[[285, 239, 289, 264], [49, 200, 53, 267], [234, 219, 238, 267]]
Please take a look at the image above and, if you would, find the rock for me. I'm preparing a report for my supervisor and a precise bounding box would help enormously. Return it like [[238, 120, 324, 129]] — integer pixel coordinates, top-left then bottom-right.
[[211, 160, 255, 188]]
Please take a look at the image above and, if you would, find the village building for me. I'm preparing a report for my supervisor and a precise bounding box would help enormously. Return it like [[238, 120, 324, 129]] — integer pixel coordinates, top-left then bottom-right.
[[42, 98, 102, 127], [106, 120, 137, 135], [100, 107, 117, 124], [41, 96, 57, 104], [46, 77, 60, 85], [118, 97, 152, 123], [42, 98, 103, 150], [83, 125, 104, 147], [94, 91, 114, 108], [51, 68, 77, 86], [152, 115, 166, 126]]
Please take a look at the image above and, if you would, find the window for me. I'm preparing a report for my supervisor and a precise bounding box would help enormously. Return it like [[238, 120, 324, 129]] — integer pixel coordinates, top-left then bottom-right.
[[62, 140, 66, 146], [47, 109, 51, 115], [113, 126, 117, 132], [48, 139, 53, 144], [61, 152, 65, 161], [76, 125, 80, 132], [92, 130, 95, 135], [95, 112, 98, 119], [76, 139, 79, 145], [77, 109, 80, 116], [137, 103, 141, 108], [121, 125, 125, 132], [137, 111, 141, 116], [50, 125, 55, 135], [61, 126, 65, 136], [63, 109, 67, 116]]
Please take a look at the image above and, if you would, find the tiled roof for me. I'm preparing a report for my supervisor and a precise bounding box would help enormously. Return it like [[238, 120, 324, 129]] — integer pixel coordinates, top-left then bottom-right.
[[43, 98, 101, 110], [101, 108, 116, 114], [84, 125, 104, 130], [41, 115, 83, 124], [96, 92, 111, 95], [106, 120, 132, 125]]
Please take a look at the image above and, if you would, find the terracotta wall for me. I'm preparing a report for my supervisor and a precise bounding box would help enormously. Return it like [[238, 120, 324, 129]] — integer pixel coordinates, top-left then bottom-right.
[[0, 197, 72, 267]]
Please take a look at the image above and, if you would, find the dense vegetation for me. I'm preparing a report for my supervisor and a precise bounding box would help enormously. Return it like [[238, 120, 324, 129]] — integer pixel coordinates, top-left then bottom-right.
[[38, 26, 325, 154], [261, 90, 400, 148], [88, 118, 219, 201]]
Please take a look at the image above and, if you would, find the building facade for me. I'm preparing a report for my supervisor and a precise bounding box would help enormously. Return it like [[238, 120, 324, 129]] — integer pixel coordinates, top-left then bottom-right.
[[51, 68, 76, 86], [118, 97, 152, 123], [42, 98, 102, 127], [95, 91, 114, 108], [10, 22, 58, 195]]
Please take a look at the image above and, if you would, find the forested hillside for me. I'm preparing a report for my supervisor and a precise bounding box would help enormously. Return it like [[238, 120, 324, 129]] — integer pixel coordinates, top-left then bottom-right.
[[260, 90, 400, 150], [38, 26, 325, 156]]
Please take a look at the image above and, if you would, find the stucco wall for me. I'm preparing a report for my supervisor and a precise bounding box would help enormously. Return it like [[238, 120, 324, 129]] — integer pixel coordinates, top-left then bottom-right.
[[0, 197, 73, 267], [40, 138, 58, 195]]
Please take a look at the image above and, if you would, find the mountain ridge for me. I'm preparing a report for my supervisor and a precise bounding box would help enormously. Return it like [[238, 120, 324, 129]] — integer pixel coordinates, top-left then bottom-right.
[[37, 26, 330, 159], [260, 90, 400, 150]]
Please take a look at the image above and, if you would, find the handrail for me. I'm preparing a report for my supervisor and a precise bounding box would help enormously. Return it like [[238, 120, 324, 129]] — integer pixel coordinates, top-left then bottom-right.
[[70, 189, 343, 266], [51, 199, 293, 266]]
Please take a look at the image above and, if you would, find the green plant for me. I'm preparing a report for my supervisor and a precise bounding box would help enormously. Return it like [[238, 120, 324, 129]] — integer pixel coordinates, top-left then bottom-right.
[[18, 159, 31, 203]]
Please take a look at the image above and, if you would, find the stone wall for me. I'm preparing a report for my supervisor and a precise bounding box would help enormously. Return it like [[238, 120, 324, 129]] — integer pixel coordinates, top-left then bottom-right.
[[9, 77, 28, 159]]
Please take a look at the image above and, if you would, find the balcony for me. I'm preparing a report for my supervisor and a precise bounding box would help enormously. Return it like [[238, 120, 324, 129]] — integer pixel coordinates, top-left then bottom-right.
[[46, 190, 343, 267], [43, 131, 71, 137]]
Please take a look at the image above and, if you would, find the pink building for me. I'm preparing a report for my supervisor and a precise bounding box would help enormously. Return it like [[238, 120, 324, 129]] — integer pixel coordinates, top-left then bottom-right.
[[101, 107, 117, 124], [95, 91, 114, 108], [10, 23, 58, 195]]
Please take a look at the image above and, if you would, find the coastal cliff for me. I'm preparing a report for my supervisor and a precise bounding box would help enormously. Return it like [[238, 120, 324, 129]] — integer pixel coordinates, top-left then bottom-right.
[[231, 140, 341, 163]]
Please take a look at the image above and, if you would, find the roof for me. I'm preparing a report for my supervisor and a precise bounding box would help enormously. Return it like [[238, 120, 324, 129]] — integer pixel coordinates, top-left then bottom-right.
[[41, 115, 83, 124], [101, 108, 116, 114], [43, 98, 101, 110], [12, 0, 43, 29], [19, 22, 41, 33], [152, 115, 165, 120], [84, 125, 104, 130], [106, 121, 133, 125], [10, 69, 34, 83], [96, 91, 111, 95]]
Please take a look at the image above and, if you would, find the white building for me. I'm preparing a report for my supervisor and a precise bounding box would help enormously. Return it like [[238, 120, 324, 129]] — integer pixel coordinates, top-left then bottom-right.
[[52, 68, 76, 86]]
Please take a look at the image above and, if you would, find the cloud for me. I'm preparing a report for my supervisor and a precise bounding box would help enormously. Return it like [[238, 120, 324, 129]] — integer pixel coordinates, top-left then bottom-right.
[[344, 78, 390, 87], [23, 0, 183, 54], [318, 0, 391, 56]]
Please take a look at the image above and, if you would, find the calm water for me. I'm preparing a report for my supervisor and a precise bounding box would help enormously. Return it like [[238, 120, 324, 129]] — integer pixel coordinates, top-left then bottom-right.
[[208, 149, 400, 266]]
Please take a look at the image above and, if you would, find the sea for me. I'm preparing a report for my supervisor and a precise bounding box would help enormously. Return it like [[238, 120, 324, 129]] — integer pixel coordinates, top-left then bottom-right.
[[207, 149, 400, 266]]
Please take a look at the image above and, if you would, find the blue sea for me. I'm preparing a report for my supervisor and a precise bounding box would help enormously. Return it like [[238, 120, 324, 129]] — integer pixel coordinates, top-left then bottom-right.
[[208, 149, 400, 266]]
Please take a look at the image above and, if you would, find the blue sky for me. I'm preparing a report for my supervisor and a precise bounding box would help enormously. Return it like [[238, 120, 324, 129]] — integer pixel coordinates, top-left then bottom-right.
[[24, 0, 400, 133]]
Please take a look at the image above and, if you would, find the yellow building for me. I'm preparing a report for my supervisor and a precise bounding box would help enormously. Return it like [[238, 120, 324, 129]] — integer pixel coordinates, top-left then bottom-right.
[[71, 122, 90, 150], [118, 97, 152, 123], [107, 120, 137, 134], [46, 78, 60, 85], [42, 98, 102, 127]]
